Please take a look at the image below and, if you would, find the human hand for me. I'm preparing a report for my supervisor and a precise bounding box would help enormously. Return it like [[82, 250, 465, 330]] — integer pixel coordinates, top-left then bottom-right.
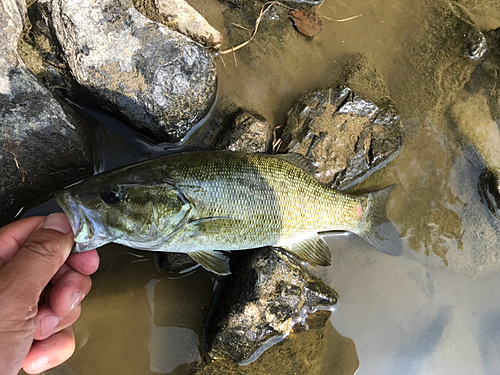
[[0, 213, 100, 375]]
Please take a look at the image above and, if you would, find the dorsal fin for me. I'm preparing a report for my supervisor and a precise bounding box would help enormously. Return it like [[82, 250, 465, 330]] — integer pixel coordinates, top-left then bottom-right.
[[273, 153, 317, 175]]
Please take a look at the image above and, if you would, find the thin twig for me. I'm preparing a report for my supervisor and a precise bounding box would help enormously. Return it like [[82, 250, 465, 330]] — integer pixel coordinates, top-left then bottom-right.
[[220, 1, 278, 55]]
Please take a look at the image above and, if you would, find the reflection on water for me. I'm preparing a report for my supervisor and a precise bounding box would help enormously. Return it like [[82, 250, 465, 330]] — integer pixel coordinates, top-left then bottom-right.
[[44, 245, 214, 375], [387, 118, 465, 265], [40, 0, 500, 373]]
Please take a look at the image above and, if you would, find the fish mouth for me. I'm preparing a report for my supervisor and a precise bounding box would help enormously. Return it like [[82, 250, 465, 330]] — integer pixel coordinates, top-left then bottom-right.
[[55, 190, 114, 252]]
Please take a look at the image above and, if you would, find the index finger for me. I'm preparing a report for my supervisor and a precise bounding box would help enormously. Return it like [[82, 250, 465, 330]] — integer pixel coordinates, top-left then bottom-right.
[[0, 216, 46, 267]]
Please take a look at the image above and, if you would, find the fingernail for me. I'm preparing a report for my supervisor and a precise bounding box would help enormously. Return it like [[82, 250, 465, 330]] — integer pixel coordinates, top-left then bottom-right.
[[31, 355, 49, 372], [41, 314, 60, 336], [44, 213, 72, 234], [71, 291, 84, 311]]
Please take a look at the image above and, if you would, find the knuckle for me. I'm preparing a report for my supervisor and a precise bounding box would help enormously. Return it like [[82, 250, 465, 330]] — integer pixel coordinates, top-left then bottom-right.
[[23, 234, 65, 264]]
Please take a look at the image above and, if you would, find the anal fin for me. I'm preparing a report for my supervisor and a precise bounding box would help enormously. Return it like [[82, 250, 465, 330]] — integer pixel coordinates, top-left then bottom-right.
[[280, 233, 331, 266], [188, 250, 231, 275]]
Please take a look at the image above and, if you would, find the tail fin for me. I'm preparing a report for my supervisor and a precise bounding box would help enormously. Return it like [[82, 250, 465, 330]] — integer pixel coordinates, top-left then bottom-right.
[[353, 185, 403, 256]]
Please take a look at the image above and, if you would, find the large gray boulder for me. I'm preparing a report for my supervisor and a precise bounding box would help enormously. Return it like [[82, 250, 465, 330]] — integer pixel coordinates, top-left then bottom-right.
[[37, 0, 217, 143], [0, 0, 93, 225]]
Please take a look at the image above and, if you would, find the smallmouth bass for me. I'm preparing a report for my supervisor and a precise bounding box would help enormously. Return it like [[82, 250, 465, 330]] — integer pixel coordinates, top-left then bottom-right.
[[56, 151, 401, 274]]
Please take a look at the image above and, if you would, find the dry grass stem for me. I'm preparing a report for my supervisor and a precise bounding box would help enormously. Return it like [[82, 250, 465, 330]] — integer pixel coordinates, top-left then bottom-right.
[[232, 48, 238, 66], [230, 22, 252, 31], [272, 138, 282, 154], [10, 153, 29, 183], [272, 125, 283, 154], [321, 13, 363, 22], [219, 53, 226, 66], [220, 1, 279, 55]]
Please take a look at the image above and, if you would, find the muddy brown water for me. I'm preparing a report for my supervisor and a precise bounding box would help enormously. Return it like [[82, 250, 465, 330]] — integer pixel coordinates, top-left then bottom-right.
[[33, 0, 500, 374]]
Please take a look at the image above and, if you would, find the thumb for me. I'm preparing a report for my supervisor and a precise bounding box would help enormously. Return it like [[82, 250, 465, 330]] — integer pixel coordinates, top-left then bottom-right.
[[0, 213, 74, 310]]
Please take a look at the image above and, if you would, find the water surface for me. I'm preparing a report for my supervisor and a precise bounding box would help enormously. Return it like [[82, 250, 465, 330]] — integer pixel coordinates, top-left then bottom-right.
[[40, 0, 500, 373]]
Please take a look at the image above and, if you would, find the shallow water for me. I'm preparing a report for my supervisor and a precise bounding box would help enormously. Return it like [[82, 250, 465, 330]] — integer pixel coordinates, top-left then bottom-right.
[[37, 0, 500, 373]]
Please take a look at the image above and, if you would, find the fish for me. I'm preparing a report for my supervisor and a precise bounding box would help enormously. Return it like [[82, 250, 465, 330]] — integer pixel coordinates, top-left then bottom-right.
[[55, 151, 402, 275]]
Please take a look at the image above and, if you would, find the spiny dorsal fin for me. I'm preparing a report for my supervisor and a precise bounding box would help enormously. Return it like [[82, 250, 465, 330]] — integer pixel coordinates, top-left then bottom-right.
[[273, 153, 317, 175], [279, 233, 331, 266], [188, 250, 231, 275]]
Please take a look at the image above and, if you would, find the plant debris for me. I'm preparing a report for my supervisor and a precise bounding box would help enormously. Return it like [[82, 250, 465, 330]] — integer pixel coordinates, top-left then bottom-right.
[[290, 9, 322, 37]]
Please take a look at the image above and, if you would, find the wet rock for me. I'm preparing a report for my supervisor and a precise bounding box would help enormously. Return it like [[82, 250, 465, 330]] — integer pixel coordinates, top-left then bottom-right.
[[153, 0, 223, 49], [154, 252, 198, 273], [213, 108, 269, 153], [450, 91, 500, 220], [0, 1, 93, 225], [206, 247, 337, 364], [195, 323, 358, 375], [290, 9, 323, 37], [465, 29, 487, 61], [17, 1, 68, 90], [282, 86, 402, 189], [478, 169, 500, 220], [37, 0, 217, 143], [0, 0, 26, 75], [463, 28, 500, 121], [448, 1, 488, 61]]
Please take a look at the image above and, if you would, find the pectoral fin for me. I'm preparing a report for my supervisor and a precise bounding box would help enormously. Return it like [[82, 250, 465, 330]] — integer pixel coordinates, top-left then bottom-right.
[[280, 233, 331, 266], [188, 250, 231, 275]]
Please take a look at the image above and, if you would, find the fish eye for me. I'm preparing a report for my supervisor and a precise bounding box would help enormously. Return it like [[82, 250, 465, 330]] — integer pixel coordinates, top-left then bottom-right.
[[101, 185, 122, 205]]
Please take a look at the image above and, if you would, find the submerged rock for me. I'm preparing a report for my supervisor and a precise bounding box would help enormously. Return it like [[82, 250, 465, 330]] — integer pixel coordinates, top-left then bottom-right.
[[37, 0, 217, 143], [213, 108, 270, 153], [154, 252, 198, 273], [0, 0, 93, 225], [282, 85, 402, 189], [478, 169, 500, 220], [206, 247, 338, 364], [448, 1, 488, 61], [196, 323, 358, 375]]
